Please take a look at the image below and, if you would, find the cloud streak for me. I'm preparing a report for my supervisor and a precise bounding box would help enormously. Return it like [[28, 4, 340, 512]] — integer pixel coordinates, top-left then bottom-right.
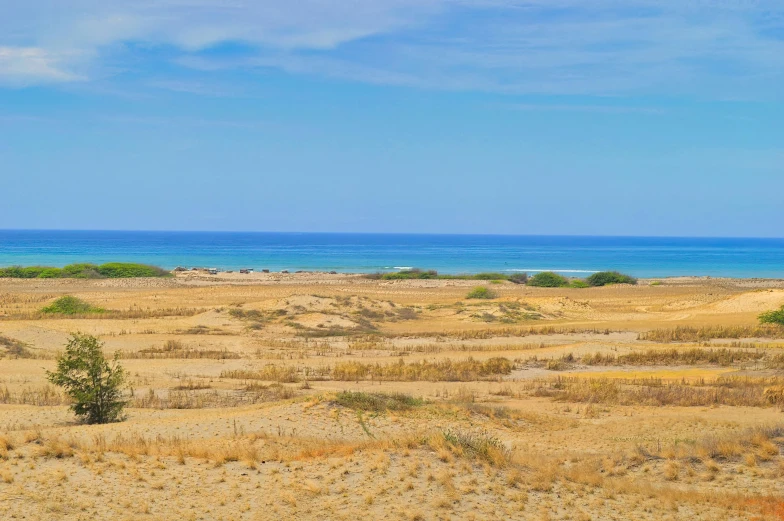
[[0, 0, 782, 98]]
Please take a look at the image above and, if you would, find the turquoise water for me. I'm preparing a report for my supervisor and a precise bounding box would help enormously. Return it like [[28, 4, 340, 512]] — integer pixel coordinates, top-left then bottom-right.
[[1, 230, 783, 278]]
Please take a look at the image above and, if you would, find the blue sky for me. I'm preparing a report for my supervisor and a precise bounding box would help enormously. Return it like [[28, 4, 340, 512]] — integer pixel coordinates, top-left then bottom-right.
[[1, 1, 782, 237]]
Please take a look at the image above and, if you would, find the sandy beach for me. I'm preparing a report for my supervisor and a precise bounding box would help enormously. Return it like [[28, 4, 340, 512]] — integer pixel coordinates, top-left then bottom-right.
[[1, 274, 783, 520]]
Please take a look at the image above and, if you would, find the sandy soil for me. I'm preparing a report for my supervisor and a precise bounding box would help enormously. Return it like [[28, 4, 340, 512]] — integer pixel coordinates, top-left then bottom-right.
[[1, 275, 783, 520]]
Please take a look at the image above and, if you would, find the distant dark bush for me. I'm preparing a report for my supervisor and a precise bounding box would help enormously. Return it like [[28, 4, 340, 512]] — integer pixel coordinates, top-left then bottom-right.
[[381, 269, 439, 280], [466, 286, 498, 299], [759, 306, 784, 326], [586, 271, 638, 286], [508, 273, 528, 285], [470, 273, 508, 281], [41, 296, 104, 315], [528, 272, 569, 287]]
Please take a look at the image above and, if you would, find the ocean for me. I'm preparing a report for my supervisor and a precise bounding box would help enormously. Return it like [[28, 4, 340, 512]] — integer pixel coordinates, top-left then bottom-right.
[[0, 230, 783, 278]]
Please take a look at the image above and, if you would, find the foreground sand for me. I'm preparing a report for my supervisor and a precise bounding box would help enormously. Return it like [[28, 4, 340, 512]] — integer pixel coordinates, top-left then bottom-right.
[[1, 273, 783, 520]]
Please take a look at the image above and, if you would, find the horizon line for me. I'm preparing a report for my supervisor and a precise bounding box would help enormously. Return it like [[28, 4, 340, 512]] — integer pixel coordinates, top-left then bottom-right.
[[1, 229, 783, 241]]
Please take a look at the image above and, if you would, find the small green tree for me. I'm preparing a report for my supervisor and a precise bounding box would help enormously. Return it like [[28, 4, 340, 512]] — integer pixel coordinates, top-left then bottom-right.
[[759, 306, 784, 326], [47, 333, 127, 424]]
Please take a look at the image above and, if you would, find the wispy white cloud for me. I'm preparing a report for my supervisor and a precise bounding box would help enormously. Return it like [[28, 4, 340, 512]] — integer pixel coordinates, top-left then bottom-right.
[[0, 0, 782, 98], [0, 47, 84, 85]]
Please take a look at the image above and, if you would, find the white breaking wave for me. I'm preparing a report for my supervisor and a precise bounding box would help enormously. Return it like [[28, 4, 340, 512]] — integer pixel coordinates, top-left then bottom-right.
[[393, 266, 413, 270]]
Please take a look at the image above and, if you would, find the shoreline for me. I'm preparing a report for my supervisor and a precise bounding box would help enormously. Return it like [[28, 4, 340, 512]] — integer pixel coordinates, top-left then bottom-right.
[[2, 270, 784, 290]]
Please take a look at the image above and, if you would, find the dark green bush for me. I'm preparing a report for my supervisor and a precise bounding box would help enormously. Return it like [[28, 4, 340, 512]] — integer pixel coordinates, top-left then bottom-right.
[[759, 306, 784, 326], [381, 269, 439, 280], [586, 271, 637, 286], [466, 286, 497, 299], [528, 272, 569, 287]]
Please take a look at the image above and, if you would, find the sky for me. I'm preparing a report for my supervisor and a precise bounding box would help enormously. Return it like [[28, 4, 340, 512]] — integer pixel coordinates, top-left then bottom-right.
[[0, 1, 783, 237]]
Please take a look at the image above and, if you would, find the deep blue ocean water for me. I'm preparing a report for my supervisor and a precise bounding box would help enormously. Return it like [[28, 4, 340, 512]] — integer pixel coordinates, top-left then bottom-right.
[[1, 230, 783, 278]]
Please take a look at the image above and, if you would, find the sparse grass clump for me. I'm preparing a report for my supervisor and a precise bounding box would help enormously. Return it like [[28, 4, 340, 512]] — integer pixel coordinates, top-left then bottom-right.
[[119, 340, 240, 360], [586, 271, 637, 286], [639, 325, 784, 342], [434, 429, 510, 466], [580, 348, 766, 367], [527, 272, 569, 288], [332, 357, 512, 382], [220, 365, 301, 383], [0, 335, 32, 358], [538, 376, 782, 407], [334, 391, 425, 412], [41, 296, 103, 315], [466, 286, 497, 299], [0, 263, 169, 279]]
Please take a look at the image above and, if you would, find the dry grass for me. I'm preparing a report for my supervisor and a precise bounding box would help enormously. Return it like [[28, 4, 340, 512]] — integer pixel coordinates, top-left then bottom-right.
[[580, 347, 768, 367], [533, 376, 784, 407], [639, 325, 784, 342], [331, 357, 513, 382], [118, 339, 241, 359]]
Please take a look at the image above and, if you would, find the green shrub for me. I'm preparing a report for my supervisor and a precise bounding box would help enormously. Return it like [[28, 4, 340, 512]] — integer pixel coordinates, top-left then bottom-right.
[[0, 266, 48, 278], [528, 272, 569, 287], [95, 263, 170, 278], [41, 296, 103, 315], [759, 306, 784, 326], [569, 280, 590, 288], [466, 287, 497, 299], [0, 263, 169, 279], [586, 271, 637, 287]]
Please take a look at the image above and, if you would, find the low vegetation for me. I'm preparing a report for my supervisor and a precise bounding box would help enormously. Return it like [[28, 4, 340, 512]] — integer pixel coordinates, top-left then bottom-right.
[[0, 334, 32, 358], [586, 271, 638, 286], [466, 286, 497, 299], [374, 269, 511, 281], [639, 325, 784, 342], [334, 391, 425, 412], [580, 347, 767, 367], [534, 375, 784, 408], [435, 429, 510, 466], [527, 271, 569, 287], [0, 262, 170, 279], [41, 296, 103, 315], [118, 340, 241, 360], [332, 357, 513, 382]]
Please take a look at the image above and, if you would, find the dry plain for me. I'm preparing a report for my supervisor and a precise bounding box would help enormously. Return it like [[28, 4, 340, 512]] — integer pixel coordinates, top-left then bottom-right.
[[1, 271, 783, 520]]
